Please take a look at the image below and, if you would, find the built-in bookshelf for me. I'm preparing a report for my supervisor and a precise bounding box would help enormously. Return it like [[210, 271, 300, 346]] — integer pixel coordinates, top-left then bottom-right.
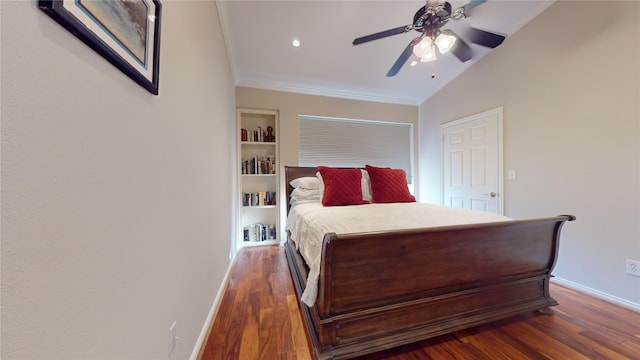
[[237, 108, 279, 248]]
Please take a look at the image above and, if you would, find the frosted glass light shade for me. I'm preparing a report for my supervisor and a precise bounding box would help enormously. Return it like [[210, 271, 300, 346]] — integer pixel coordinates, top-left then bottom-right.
[[412, 37, 433, 58], [435, 30, 457, 54], [413, 37, 437, 62], [419, 46, 437, 62]]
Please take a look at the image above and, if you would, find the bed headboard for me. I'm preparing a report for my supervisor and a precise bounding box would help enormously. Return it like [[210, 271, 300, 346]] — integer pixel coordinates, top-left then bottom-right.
[[284, 166, 318, 213]]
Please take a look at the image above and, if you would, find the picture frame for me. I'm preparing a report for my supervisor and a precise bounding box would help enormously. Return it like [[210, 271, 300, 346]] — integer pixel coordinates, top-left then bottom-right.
[[39, 0, 162, 95]]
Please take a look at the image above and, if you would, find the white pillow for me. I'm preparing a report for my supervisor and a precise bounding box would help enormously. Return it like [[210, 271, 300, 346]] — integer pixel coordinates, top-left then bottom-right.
[[361, 169, 373, 202], [290, 197, 321, 206], [291, 188, 321, 200], [316, 171, 324, 192], [289, 176, 321, 190]]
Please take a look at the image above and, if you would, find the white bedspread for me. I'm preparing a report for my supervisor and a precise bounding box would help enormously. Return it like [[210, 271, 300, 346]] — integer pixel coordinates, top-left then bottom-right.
[[286, 202, 511, 307]]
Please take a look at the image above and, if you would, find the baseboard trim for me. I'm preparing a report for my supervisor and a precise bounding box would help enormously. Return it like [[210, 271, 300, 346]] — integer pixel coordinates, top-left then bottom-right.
[[552, 277, 640, 313], [190, 260, 235, 360]]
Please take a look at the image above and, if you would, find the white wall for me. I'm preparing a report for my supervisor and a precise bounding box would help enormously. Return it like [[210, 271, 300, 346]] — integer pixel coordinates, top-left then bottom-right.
[[1, 1, 235, 359], [236, 87, 419, 175], [419, 1, 640, 307]]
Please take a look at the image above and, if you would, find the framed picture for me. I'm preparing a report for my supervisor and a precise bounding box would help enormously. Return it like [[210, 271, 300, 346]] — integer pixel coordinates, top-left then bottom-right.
[[39, 0, 162, 95]]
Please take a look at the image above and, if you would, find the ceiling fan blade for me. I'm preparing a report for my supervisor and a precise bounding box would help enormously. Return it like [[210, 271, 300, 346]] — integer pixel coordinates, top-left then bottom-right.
[[353, 25, 411, 45], [467, 0, 487, 9], [386, 41, 416, 77], [451, 35, 472, 62], [452, 0, 486, 19], [468, 28, 505, 48]]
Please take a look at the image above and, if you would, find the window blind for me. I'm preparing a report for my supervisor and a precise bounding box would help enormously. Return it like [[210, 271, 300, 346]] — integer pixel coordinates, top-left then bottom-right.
[[298, 115, 413, 182]]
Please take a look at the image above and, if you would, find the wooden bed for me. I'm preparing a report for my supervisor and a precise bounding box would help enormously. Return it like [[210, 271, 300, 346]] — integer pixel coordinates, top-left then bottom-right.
[[284, 166, 575, 360]]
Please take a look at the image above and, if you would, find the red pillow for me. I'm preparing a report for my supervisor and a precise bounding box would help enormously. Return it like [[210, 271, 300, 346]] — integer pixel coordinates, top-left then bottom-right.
[[318, 166, 370, 206], [365, 165, 416, 203]]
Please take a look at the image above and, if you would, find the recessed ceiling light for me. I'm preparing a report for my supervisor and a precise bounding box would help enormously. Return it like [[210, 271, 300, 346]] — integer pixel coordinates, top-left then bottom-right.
[[410, 60, 418, 67], [292, 39, 301, 47]]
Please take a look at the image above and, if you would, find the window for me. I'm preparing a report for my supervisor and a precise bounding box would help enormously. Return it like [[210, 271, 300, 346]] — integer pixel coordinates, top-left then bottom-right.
[[298, 115, 413, 183]]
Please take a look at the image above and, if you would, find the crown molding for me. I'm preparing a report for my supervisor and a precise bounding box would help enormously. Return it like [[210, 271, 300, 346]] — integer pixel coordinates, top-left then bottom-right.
[[215, 0, 238, 84], [236, 79, 419, 106]]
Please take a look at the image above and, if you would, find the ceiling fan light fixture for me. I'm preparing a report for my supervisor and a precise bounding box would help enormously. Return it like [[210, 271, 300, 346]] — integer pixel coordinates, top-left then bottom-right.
[[435, 30, 457, 54], [419, 45, 437, 62], [352, 0, 501, 76], [412, 37, 433, 58]]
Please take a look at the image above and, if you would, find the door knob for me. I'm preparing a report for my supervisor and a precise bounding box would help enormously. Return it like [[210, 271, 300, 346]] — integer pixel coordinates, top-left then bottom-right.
[[482, 192, 497, 197]]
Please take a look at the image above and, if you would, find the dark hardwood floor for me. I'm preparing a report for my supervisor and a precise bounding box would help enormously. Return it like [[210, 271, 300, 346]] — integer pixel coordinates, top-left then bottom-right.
[[199, 245, 640, 360]]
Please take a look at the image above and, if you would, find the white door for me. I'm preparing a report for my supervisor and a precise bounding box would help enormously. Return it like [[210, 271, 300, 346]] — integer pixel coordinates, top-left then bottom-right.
[[441, 107, 503, 214]]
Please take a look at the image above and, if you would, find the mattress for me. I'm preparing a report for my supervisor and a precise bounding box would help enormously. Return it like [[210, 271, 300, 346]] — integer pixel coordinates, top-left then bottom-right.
[[286, 202, 511, 307]]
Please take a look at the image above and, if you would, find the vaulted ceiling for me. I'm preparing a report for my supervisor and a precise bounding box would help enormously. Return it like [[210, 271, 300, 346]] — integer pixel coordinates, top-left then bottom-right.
[[217, 1, 554, 105]]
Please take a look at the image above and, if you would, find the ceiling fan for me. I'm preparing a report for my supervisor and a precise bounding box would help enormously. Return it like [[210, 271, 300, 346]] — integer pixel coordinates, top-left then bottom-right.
[[353, 0, 506, 77]]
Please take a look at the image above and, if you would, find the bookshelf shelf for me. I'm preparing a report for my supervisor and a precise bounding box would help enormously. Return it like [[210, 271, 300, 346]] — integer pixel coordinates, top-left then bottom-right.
[[242, 174, 276, 177], [240, 141, 277, 145], [237, 108, 279, 248], [242, 240, 278, 247]]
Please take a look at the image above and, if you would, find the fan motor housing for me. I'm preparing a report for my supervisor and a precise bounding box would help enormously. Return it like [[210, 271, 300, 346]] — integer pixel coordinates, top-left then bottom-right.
[[413, 2, 452, 37]]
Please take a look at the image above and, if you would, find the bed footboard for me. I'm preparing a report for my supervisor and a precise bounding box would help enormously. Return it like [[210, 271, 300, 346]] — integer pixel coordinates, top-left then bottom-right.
[[286, 214, 575, 360]]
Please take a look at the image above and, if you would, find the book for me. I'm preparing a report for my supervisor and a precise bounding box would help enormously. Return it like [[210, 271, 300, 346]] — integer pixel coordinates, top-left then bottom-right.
[[243, 223, 277, 241]]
